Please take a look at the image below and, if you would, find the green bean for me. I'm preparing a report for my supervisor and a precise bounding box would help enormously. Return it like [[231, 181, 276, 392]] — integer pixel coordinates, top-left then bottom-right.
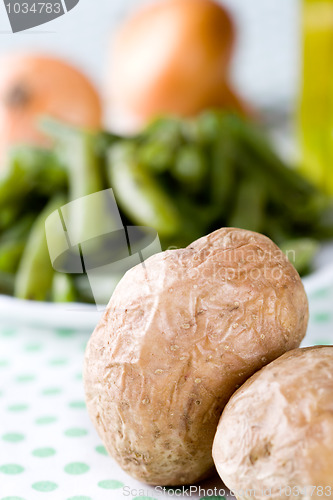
[[224, 114, 314, 193], [0, 147, 67, 207], [0, 206, 21, 232], [142, 116, 183, 147], [210, 136, 236, 215], [41, 119, 106, 245], [73, 275, 95, 304], [264, 216, 294, 246], [14, 195, 66, 301], [139, 141, 174, 173], [0, 271, 15, 295], [93, 131, 123, 158], [163, 195, 211, 247], [280, 238, 320, 275], [229, 175, 266, 233], [187, 109, 225, 144], [314, 201, 333, 239], [237, 145, 331, 242], [0, 215, 36, 273], [52, 273, 77, 303], [172, 144, 207, 190], [41, 119, 102, 196], [1, 214, 35, 243], [0, 241, 25, 274], [109, 143, 180, 237]]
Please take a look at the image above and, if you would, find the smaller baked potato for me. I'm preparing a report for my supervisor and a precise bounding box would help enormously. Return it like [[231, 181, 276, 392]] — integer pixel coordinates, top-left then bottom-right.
[[213, 346, 333, 499]]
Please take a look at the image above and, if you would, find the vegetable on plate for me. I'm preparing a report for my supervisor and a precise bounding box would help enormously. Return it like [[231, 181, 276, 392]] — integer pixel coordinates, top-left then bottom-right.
[[0, 110, 332, 303]]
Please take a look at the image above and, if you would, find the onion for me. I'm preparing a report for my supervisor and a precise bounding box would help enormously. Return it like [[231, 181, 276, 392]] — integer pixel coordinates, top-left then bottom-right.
[[108, 0, 248, 132], [0, 53, 102, 165]]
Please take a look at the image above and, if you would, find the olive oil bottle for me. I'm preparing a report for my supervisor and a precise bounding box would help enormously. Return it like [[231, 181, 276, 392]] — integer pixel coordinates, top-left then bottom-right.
[[299, 0, 333, 194]]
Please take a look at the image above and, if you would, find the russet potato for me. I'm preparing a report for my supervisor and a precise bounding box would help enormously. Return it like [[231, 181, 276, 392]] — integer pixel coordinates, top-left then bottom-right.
[[84, 228, 308, 485], [213, 346, 333, 499]]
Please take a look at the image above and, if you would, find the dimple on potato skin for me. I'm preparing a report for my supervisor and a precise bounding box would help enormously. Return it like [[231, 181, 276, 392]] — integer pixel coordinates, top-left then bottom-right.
[[213, 346, 333, 499], [83, 228, 308, 486]]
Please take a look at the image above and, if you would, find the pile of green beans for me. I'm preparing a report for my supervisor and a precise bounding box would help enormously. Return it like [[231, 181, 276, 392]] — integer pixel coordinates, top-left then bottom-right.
[[0, 110, 332, 302], [109, 112, 333, 271]]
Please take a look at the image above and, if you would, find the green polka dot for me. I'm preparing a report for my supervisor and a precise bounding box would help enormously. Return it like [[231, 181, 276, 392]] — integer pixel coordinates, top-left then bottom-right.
[[1, 497, 25, 500], [15, 374, 35, 383], [200, 497, 226, 500], [68, 401, 86, 409], [35, 416, 57, 425], [64, 462, 90, 475], [67, 497, 92, 500], [75, 372, 83, 380], [313, 312, 331, 323], [95, 445, 107, 456], [2, 433, 24, 443], [311, 287, 330, 299], [7, 404, 28, 412], [64, 428, 88, 438], [0, 327, 16, 337], [0, 464, 24, 475], [56, 328, 76, 337], [98, 480, 124, 489], [32, 447, 56, 458], [0, 359, 9, 368], [41, 387, 62, 396], [315, 339, 332, 346], [24, 342, 42, 352], [32, 481, 58, 492], [132, 497, 157, 500], [49, 358, 68, 366]]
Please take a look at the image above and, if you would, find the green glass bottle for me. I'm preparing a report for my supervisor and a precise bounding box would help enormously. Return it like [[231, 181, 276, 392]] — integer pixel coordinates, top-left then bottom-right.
[[299, 0, 333, 194]]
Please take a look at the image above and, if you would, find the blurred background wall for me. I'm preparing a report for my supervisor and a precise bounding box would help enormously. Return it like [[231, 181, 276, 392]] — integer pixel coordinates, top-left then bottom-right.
[[0, 0, 300, 112]]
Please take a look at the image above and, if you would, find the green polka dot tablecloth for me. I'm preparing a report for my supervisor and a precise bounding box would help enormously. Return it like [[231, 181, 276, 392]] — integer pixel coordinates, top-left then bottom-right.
[[0, 285, 332, 500]]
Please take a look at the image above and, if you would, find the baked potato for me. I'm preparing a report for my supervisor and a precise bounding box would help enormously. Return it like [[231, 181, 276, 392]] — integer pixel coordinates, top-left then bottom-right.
[[84, 227, 308, 485], [213, 346, 333, 498]]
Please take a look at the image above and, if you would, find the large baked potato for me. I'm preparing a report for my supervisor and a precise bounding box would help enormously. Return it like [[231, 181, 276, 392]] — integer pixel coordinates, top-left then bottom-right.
[[213, 346, 333, 498], [84, 228, 308, 485]]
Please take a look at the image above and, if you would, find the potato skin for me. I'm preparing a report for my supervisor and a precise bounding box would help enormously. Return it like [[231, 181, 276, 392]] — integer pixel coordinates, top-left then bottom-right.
[[83, 228, 308, 485], [213, 346, 333, 499]]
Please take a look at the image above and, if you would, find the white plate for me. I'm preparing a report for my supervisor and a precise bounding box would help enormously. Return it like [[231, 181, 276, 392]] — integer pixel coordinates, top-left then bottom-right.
[[0, 294, 103, 331], [302, 241, 333, 295], [1, 242, 333, 331]]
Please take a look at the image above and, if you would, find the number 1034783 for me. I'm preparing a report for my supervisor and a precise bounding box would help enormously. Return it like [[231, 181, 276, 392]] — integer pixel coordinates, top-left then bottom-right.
[[278, 486, 332, 497], [5, 3, 62, 14]]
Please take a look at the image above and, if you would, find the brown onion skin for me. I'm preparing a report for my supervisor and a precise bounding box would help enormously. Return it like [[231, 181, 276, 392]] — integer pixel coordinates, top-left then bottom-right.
[[109, 0, 249, 129], [0, 53, 102, 165]]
